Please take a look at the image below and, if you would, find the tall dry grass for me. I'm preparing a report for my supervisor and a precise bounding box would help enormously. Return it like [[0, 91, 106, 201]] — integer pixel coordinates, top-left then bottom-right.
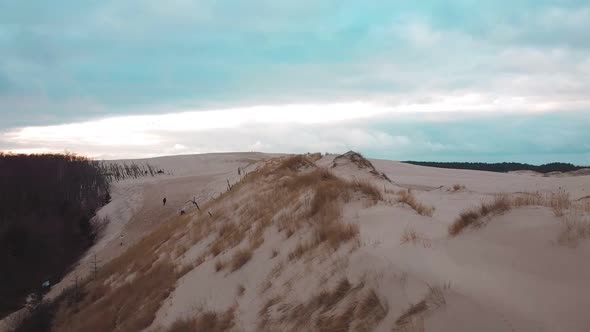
[[230, 248, 253, 271], [400, 228, 431, 248], [166, 307, 236, 332], [449, 189, 585, 236], [258, 277, 387, 331], [448, 195, 511, 236], [511, 190, 571, 216], [450, 184, 466, 192], [393, 284, 448, 332], [397, 189, 434, 217], [558, 213, 590, 247]]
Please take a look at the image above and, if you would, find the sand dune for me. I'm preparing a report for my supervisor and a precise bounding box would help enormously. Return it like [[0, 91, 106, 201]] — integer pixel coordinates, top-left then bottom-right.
[[4, 152, 589, 332]]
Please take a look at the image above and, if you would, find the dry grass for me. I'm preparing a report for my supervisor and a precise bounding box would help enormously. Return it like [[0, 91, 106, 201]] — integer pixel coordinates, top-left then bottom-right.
[[166, 307, 236, 332], [288, 240, 317, 261], [283, 168, 379, 260], [350, 179, 383, 202], [53, 262, 178, 332], [277, 154, 317, 172], [394, 285, 447, 331], [355, 289, 388, 331], [237, 284, 246, 297], [315, 222, 360, 250], [50, 206, 198, 332], [511, 190, 571, 216], [315, 304, 356, 332], [400, 228, 431, 248], [317, 278, 352, 310], [450, 189, 584, 236], [210, 222, 242, 257], [397, 189, 434, 216], [260, 278, 387, 332], [258, 296, 281, 330], [448, 195, 511, 236], [288, 222, 360, 261], [450, 184, 466, 192], [205, 161, 378, 267], [214, 260, 225, 272], [558, 213, 590, 247], [230, 248, 253, 272]]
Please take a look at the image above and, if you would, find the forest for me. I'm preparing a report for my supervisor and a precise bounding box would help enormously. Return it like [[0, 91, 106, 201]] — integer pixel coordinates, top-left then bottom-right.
[[403, 161, 586, 174], [0, 153, 113, 317]]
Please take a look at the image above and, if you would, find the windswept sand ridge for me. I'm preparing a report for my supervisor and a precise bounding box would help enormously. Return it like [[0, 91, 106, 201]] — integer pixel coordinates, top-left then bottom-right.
[[5, 152, 590, 332], [40, 153, 275, 301]]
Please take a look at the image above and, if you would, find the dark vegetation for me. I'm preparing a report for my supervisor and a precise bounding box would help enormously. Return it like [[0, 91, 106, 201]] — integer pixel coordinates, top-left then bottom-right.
[[403, 161, 585, 174], [98, 161, 168, 181], [0, 153, 110, 318]]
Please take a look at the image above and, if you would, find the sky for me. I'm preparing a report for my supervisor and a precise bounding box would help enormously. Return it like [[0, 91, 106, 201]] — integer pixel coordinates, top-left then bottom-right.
[[1, 1, 589, 164]]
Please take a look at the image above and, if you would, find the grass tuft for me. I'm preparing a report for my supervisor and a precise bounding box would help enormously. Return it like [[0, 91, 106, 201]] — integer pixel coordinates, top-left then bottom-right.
[[397, 189, 434, 216], [230, 248, 253, 272]]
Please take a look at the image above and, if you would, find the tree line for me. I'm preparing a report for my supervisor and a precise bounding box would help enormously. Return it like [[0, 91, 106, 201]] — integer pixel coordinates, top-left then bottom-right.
[[403, 161, 586, 174], [0, 153, 114, 317]]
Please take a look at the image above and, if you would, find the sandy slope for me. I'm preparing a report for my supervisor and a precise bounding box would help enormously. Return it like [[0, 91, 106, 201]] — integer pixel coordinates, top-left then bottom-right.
[[148, 153, 590, 332], [44, 153, 275, 300], [3, 152, 589, 332]]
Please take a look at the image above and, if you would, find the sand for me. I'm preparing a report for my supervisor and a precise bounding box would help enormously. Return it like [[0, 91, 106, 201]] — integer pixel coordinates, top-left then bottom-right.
[[3, 152, 589, 332]]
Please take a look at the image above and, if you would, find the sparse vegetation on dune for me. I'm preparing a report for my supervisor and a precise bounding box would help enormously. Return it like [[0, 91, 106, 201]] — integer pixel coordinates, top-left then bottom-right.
[[332, 151, 392, 182], [393, 284, 448, 332], [400, 228, 431, 247], [166, 307, 236, 332], [558, 213, 590, 247], [449, 190, 589, 236], [397, 189, 435, 217], [44, 207, 195, 331], [448, 195, 511, 236], [511, 190, 571, 216], [450, 184, 466, 192], [276, 154, 318, 172], [230, 248, 253, 271], [33, 153, 385, 331], [258, 277, 388, 331]]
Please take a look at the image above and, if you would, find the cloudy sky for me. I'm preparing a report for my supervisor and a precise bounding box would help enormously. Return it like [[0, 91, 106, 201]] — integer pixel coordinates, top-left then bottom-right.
[[1, 1, 589, 163]]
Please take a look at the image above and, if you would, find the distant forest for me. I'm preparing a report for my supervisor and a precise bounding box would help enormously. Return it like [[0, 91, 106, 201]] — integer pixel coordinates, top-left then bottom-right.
[[0, 153, 166, 318], [403, 161, 586, 174], [0, 153, 111, 317]]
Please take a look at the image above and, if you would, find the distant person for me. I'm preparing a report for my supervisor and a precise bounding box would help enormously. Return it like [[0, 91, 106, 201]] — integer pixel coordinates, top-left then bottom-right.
[[163, 197, 167, 206], [180, 208, 185, 215]]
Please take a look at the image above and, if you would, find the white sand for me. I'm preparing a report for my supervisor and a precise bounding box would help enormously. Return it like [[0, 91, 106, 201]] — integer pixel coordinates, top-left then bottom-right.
[[3, 152, 589, 332], [150, 154, 590, 331]]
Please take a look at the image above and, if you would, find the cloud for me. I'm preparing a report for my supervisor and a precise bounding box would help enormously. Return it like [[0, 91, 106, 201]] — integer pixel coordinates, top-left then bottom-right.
[[1, 1, 589, 163], [1, 1, 590, 127], [2, 102, 589, 164]]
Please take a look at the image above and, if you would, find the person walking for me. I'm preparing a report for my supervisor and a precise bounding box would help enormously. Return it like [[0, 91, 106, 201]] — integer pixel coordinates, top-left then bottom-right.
[[163, 197, 167, 206]]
